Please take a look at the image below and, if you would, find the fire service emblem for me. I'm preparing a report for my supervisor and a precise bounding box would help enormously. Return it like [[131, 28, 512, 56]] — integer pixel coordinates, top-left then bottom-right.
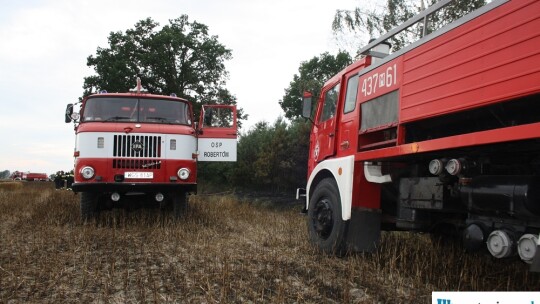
[[131, 141, 144, 153]]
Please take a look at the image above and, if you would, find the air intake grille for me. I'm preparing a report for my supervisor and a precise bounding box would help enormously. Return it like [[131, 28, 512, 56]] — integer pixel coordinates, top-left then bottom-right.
[[113, 159, 162, 169], [113, 135, 161, 158]]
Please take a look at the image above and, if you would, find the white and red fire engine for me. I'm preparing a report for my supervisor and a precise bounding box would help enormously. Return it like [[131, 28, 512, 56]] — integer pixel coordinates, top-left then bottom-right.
[[66, 78, 237, 219], [9, 171, 48, 181], [298, 0, 540, 268]]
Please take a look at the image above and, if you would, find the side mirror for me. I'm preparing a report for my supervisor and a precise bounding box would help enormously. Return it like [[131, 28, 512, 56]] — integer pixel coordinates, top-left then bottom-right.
[[65, 104, 80, 123], [302, 92, 313, 119], [65, 104, 73, 123]]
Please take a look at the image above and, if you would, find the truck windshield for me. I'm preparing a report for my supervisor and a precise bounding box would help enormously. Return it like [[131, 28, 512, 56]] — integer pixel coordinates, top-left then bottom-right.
[[82, 97, 191, 125]]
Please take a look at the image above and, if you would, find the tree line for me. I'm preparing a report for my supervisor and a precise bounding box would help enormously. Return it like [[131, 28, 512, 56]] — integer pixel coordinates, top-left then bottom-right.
[[0, 170, 10, 179], [199, 118, 311, 192]]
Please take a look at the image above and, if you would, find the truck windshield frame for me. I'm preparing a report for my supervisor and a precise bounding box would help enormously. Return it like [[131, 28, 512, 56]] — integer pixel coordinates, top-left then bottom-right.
[[81, 97, 191, 125]]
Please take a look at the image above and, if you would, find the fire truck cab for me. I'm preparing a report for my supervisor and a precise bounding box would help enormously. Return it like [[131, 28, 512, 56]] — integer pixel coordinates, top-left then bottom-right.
[[66, 78, 237, 219], [299, 0, 540, 267]]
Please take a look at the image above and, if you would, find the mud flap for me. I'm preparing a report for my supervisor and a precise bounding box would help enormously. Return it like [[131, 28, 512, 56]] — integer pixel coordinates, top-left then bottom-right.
[[346, 208, 381, 252]]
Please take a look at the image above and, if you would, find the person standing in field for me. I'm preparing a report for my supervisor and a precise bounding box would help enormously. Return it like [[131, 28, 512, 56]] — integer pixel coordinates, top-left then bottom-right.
[[54, 171, 62, 190]]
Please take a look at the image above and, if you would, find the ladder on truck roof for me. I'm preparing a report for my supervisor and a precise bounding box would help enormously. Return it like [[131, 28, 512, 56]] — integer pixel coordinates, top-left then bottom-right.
[[359, 0, 508, 73]]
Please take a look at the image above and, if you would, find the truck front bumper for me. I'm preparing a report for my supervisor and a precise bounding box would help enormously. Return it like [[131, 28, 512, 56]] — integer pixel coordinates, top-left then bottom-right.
[[71, 182, 197, 194]]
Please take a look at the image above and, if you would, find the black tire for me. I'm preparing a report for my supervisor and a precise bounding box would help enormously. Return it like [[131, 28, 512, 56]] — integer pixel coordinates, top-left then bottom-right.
[[172, 191, 188, 218], [307, 178, 347, 255], [80, 192, 99, 221]]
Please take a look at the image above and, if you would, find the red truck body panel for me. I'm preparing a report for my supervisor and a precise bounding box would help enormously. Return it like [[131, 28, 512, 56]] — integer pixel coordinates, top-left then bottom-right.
[[400, 0, 540, 123], [350, 0, 540, 162]]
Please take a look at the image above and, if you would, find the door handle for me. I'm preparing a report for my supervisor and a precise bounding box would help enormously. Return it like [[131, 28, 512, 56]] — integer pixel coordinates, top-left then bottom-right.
[[328, 133, 335, 138]]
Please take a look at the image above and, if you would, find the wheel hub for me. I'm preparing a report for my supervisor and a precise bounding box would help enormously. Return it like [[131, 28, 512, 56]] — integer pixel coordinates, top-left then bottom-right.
[[312, 198, 333, 239]]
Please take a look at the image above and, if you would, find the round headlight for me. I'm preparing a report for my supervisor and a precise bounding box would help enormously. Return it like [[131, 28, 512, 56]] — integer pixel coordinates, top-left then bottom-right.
[[80, 166, 95, 179], [177, 168, 190, 180]]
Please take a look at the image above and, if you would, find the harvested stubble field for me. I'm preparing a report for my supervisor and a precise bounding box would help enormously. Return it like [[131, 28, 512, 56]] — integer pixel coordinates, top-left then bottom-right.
[[0, 182, 539, 303]]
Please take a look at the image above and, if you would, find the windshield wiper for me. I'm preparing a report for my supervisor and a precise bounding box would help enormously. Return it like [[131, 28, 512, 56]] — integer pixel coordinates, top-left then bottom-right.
[[146, 116, 174, 124], [104, 116, 131, 122]]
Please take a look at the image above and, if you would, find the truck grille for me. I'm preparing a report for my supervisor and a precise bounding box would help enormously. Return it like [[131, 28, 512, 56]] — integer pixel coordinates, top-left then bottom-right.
[[113, 159, 162, 169], [113, 135, 161, 158]]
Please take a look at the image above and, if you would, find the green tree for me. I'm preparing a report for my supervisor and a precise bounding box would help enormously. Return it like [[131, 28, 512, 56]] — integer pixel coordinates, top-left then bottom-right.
[[278, 118, 311, 190], [279, 51, 352, 119], [0, 170, 10, 179], [203, 118, 311, 192], [333, 0, 487, 52], [233, 121, 274, 189], [83, 15, 247, 125]]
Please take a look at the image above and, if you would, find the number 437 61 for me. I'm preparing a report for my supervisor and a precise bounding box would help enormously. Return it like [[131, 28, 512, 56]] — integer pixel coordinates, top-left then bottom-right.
[[361, 64, 397, 97]]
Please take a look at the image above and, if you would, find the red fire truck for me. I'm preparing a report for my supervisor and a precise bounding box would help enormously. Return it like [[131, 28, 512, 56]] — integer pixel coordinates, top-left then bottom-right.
[[65, 78, 237, 219], [10, 171, 48, 181], [299, 0, 540, 266]]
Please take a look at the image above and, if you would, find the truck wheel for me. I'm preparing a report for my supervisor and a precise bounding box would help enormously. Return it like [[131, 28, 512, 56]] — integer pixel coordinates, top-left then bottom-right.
[[172, 191, 188, 218], [80, 192, 99, 221], [307, 178, 347, 255]]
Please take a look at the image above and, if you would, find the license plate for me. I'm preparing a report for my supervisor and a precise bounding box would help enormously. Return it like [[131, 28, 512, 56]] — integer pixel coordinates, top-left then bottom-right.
[[125, 172, 153, 179]]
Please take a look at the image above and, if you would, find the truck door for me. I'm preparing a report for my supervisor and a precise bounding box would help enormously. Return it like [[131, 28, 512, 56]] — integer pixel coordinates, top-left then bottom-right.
[[197, 105, 237, 162], [314, 82, 340, 162]]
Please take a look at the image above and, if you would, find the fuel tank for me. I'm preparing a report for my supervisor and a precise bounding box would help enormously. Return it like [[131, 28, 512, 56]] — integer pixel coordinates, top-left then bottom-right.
[[460, 176, 540, 218]]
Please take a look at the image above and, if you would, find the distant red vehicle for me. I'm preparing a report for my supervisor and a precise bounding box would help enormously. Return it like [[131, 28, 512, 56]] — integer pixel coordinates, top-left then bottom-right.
[[10, 171, 48, 181], [298, 0, 540, 267]]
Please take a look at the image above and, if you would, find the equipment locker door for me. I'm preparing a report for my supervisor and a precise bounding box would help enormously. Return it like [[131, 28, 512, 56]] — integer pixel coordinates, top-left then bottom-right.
[[197, 105, 237, 162], [314, 82, 340, 162]]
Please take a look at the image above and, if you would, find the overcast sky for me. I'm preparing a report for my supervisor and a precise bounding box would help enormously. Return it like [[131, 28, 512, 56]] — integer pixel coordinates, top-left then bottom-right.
[[0, 0, 369, 175]]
